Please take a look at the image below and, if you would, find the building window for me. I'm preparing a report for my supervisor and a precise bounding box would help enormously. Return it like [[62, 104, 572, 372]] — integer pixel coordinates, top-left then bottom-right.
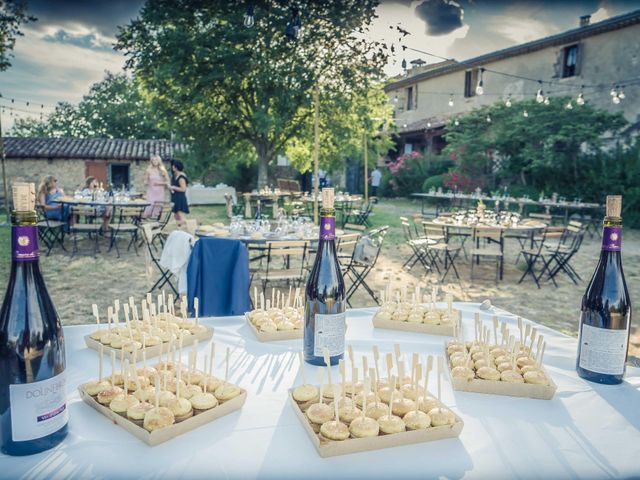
[[406, 86, 414, 110], [562, 44, 578, 78], [464, 69, 479, 98], [110, 163, 130, 189]]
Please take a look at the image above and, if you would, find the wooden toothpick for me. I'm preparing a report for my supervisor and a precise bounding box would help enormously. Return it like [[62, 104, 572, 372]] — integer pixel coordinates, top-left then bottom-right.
[[298, 352, 307, 385]]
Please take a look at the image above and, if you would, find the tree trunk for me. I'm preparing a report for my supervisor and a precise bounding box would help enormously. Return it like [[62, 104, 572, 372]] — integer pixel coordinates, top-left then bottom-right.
[[520, 168, 527, 186], [255, 139, 272, 189]]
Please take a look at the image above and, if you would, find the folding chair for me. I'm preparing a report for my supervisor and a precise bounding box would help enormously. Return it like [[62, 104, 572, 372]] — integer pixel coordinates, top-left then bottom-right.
[[400, 219, 431, 272], [141, 224, 179, 297], [343, 200, 374, 227], [542, 224, 585, 285], [69, 206, 102, 257], [470, 227, 504, 282], [343, 226, 389, 307], [518, 227, 564, 288], [254, 240, 309, 294], [336, 232, 361, 264], [36, 205, 66, 256], [109, 205, 145, 258]]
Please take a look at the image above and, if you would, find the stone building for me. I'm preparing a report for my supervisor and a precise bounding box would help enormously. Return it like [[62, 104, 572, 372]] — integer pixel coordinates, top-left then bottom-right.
[[1, 137, 185, 194], [385, 10, 640, 154]]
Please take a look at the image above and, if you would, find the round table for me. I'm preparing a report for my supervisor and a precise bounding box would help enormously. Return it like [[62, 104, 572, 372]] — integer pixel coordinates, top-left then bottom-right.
[[431, 217, 547, 233], [54, 197, 151, 208]]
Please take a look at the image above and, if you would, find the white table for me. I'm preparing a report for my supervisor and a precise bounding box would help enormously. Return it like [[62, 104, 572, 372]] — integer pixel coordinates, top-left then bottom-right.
[[3, 304, 640, 479]]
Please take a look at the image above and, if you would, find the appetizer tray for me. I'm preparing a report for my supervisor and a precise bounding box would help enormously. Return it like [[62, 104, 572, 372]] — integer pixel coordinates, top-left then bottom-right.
[[244, 313, 302, 342], [84, 325, 214, 362], [372, 314, 458, 337], [79, 384, 246, 446], [289, 389, 463, 458]]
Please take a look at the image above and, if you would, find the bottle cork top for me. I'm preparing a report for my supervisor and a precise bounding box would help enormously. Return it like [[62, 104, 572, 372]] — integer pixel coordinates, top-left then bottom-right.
[[606, 195, 622, 217], [12, 182, 36, 211], [322, 188, 335, 209]]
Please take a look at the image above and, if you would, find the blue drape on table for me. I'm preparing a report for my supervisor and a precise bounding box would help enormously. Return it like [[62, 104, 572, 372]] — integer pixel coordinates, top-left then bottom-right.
[[187, 237, 251, 316]]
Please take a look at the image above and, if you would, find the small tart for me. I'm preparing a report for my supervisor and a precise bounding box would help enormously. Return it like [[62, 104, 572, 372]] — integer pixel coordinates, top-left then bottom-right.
[[423, 312, 440, 325], [399, 384, 421, 401], [185, 370, 205, 385], [144, 335, 162, 347], [520, 365, 542, 375], [155, 361, 176, 372], [377, 414, 406, 434], [200, 376, 223, 393], [473, 359, 494, 370], [143, 406, 175, 431], [293, 384, 319, 402], [517, 357, 537, 369], [109, 394, 140, 414], [133, 386, 155, 402], [187, 324, 209, 335], [167, 397, 194, 420], [375, 311, 392, 321], [127, 401, 154, 421], [329, 397, 354, 410], [476, 366, 501, 381], [403, 410, 431, 430], [97, 386, 124, 405], [214, 383, 242, 401], [109, 336, 126, 349], [190, 392, 219, 411], [180, 384, 203, 399], [322, 384, 339, 399], [490, 348, 508, 357], [99, 332, 118, 345], [391, 311, 408, 322], [377, 386, 399, 404], [447, 344, 466, 355], [523, 370, 548, 385], [497, 362, 514, 373], [354, 391, 377, 408], [108, 373, 124, 386], [83, 380, 111, 396], [89, 329, 109, 341], [417, 395, 440, 414], [365, 402, 388, 420], [259, 321, 277, 332], [428, 407, 456, 427], [391, 397, 416, 417], [451, 366, 474, 381], [137, 366, 158, 379], [501, 370, 524, 383], [320, 420, 350, 441], [407, 314, 423, 323], [165, 379, 187, 394], [450, 356, 469, 368], [276, 321, 295, 331], [349, 416, 380, 438], [159, 391, 177, 407], [306, 403, 334, 424], [338, 405, 361, 424], [122, 341, 142, 353]]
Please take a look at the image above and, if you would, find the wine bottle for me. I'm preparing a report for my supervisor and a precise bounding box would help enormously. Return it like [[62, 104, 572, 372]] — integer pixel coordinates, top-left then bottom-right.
[[304, 188, 346, 366], [0, 183, 68, 455], [576, 195, 632, 384]]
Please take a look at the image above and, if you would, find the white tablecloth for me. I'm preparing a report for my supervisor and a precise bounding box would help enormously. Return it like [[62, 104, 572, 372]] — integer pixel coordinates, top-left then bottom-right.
[[3, 304, 640, 479]]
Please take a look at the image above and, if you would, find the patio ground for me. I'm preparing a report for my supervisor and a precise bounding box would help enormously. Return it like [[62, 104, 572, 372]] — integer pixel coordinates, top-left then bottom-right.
[[0, 198, 638, 364]]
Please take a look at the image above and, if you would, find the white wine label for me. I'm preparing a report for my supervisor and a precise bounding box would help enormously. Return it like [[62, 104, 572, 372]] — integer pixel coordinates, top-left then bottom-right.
[[10, 372, 68, 442], [579, 324, 628, 375], [313, 312, 346, 357]]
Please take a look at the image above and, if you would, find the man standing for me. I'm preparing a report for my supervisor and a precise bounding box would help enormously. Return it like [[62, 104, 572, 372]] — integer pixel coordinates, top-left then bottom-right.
[[369, 167, 382, 197]]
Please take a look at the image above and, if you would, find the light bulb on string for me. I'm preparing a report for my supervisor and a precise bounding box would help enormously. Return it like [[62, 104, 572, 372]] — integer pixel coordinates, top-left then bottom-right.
[[543, 96, 550, 105], [523, 110, 528, 118], [475, 68, 484, 95], [448, 95, 454, 107], [393, 94, 398, 103], [505, 96, 512, 107], [426, 121, 431, 128], [454, 119, 459, 126], [612, 94, 621, 105], [401, 58, 407, 70], [486, 115, 491, 123], [610, 87, 617, 97], [618, 87, 626, 100], [535, 82, 544, 103], [243, 2, 255, 27], [402, 123, 407, 128], [565, 101, 573, 110], [576, 92, 585, 106]]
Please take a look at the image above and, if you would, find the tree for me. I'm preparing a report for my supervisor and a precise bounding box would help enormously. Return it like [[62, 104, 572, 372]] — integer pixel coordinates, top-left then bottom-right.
[[0, 0, 35, 72], [116, 0, 389, 187], [444, 97, 627, 190], [11, 72, 167, 139]]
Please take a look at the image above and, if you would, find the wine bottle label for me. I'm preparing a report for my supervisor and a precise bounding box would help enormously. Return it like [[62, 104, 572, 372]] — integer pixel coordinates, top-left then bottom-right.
[[602, 226, 622, 252], [320, 217, 336, 240], [313, 312, 346, 357], [578, 324, 627, 375], [13, 225, 39, 261], [9, 372, 68, 442]]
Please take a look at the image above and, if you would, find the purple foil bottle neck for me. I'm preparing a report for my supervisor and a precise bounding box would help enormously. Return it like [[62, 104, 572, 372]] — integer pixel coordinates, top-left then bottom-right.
[[602, 226, 622, 252], [319, 216, 336, 241], [12, 225, 40, 261]]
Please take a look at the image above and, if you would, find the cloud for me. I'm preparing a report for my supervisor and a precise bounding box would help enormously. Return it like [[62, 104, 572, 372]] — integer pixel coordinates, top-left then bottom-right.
[[488, 15, 559, 44], [43, 29, 114, 52], [415, 0, 465, 36]]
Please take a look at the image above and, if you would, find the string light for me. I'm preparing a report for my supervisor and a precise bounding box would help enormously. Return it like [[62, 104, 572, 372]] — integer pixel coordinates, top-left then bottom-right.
[[426, 121, 431, 127], [565, 100, 573, 109], [619, 86, 626, 99], [448, 95, 454, 107], [401, 58, 407, 69], [486, 115, 491, 123], [454, 119, 459, 126], [243, 2, 255, 27], [523, 110, 528, 117], [505, 95, 512, 107], [576, 92, 585, 106], [612, 94, 621, 104], [535, 81, 544, 103], [543, 95, 550, 105], [393, 93, 398, 103], [475, 68, 484, 96]]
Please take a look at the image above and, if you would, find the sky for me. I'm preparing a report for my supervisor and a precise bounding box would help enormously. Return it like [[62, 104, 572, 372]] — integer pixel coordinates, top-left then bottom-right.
[[2, 0, 640, 131]]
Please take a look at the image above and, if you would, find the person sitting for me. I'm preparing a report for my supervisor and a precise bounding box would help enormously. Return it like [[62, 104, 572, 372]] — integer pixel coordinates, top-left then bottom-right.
[[38, 175, 68, 221], [82, 176, 112, 232]]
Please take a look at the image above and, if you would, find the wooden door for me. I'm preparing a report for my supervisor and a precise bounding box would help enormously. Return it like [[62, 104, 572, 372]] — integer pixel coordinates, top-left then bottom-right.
[[85, 160, 108, 186]]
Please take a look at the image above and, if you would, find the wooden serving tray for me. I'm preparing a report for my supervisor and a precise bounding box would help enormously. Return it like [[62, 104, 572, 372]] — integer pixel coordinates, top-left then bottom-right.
[[84, 325, 214, 362], [289, 389, 463, 458], [444, 344, 557, 400], [245, 314, 303, 342], [372, 309, 459, 337], [78, 385, 246, 446]]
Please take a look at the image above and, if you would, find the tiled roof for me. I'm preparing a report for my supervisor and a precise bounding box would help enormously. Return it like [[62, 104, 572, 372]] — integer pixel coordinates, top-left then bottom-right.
[[386, 9, 640, 91], [2, 137, 187, 160]]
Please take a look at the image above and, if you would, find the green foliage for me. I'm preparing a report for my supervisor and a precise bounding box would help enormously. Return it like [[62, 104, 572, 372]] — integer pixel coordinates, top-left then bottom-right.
[[422, 174, 444, 192], [383, 151, 453, 197], [10, 72, 166, 139], [116, 0, 390, 187], [0, 0, 35, 71]]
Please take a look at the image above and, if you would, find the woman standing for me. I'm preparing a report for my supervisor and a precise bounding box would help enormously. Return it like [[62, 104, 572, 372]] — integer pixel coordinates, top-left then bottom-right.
[[143, 154, 169, 218], [169, 160, 189, 225], [37, 175, 67, 220]]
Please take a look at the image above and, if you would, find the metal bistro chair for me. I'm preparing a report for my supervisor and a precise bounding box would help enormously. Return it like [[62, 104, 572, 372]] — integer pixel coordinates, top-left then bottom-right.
[[141, 224, 179, 297], [343, 199, 374, 228], [69, 205, 103, 257], [109, 205, 145, 257], [400, 218, 431, 273], [36, 205, 66, 256], [470, 227, 504, 282], [422, 221, 461, 281], [518, 227, 564, 288], [343, 226, 389, 307], [542, 223, 586, 286], [336, 232, 361, 264], [255, 240, 309, 294]]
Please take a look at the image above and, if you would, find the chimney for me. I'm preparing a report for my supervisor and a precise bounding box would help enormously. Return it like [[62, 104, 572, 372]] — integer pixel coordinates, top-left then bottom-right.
[[580, 15, 591, 27]]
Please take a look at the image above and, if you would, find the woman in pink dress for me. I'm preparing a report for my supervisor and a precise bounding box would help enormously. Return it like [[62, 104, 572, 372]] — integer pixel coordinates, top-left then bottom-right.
[[143, 154, 169, 218]]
